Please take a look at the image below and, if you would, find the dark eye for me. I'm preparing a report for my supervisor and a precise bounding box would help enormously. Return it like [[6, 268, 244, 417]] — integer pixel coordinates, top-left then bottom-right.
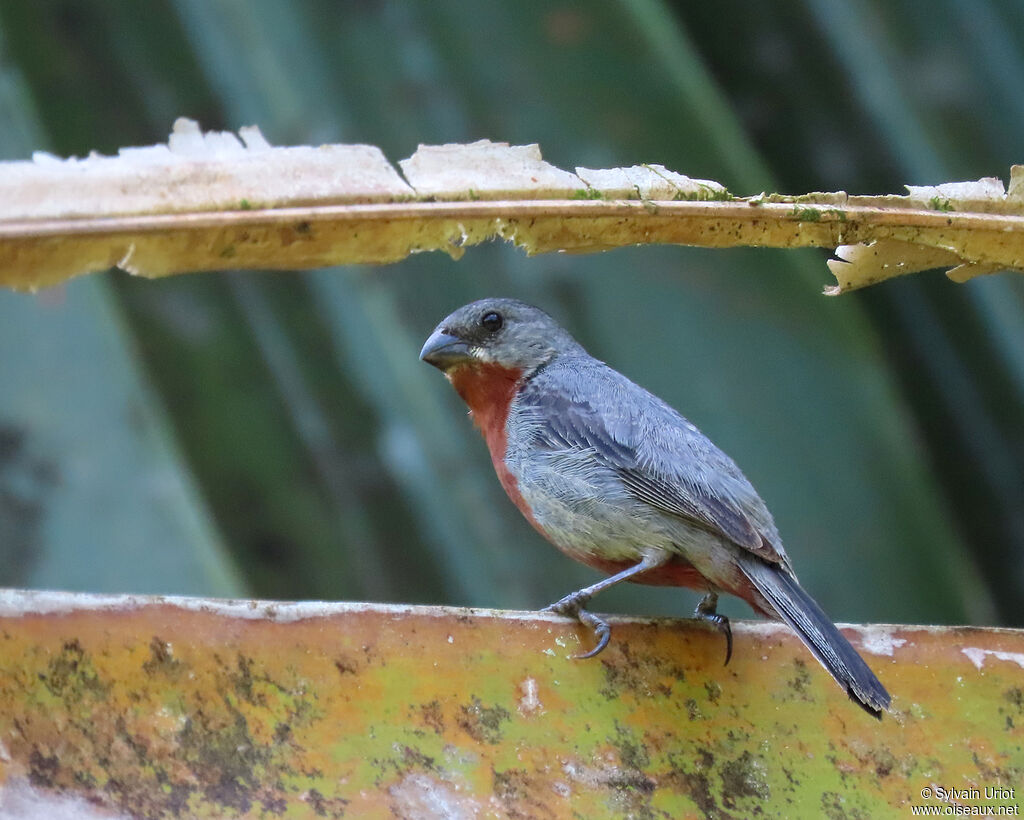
[[480, 311, 503, 332]]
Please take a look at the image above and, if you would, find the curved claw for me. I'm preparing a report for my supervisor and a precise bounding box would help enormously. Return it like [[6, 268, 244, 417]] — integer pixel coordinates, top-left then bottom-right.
[[695, 593, 733, 666], [544, 594, 611, 659], [715, 615, 733, 666], [572, 609, 611, 659]]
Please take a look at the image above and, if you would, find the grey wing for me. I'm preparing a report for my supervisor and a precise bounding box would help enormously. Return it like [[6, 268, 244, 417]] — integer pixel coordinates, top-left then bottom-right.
[[523, 360, 788, 566]]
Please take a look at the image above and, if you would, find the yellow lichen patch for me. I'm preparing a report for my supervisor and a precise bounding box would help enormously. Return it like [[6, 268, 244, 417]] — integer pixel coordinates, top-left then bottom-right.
[[0, 592, 1021, 818]]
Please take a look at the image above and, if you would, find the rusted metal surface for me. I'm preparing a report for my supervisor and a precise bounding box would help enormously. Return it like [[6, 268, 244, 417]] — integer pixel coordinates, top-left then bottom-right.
[[0, 590, 1021, 818]]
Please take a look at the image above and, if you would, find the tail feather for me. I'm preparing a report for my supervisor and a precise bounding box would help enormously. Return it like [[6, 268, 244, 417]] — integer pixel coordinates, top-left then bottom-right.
[[739, 555, 891, 718]]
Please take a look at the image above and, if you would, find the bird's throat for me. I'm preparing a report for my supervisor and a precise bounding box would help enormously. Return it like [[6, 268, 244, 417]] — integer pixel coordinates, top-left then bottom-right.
[[445, 361, 547, 532], [446, 362, 523, 465]]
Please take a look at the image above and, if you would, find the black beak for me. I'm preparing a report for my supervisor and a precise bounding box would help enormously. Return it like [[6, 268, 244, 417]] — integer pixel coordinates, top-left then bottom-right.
[[420, 329, 474, 369]]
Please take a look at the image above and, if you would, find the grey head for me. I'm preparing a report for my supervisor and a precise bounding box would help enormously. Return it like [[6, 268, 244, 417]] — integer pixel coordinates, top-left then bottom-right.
[[420, 298, 584, 374]]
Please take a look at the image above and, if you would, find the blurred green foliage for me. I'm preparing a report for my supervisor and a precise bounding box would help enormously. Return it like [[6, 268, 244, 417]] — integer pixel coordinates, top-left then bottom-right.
[[0, 1, 1020, 626]]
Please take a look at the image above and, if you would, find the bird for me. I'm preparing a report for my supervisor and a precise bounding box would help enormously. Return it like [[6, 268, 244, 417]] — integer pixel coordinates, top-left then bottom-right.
[[420, 297, 891, 717]]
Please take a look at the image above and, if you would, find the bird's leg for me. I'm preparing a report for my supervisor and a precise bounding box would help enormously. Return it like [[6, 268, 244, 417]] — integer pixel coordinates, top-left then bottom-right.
[[545, 552, 671, 660], [694, 591, 732, 666]]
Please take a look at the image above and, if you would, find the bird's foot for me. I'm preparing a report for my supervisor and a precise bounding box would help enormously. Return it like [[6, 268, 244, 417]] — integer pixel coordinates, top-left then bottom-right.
[[545, 592, 611, 659], [545, 589, 592, 617], [695, 592, 732, 666]]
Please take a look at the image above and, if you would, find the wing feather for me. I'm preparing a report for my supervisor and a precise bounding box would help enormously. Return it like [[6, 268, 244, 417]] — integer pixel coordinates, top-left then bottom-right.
[[520, 361, 787, 566]]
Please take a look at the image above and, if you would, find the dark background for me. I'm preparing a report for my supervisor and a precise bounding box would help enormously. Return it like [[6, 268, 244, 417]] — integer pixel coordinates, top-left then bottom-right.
[[0, 1, 1021, 627]]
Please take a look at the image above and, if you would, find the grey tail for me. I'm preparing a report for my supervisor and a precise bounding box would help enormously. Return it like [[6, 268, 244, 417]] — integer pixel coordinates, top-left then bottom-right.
[[739, 555, 891, 718]]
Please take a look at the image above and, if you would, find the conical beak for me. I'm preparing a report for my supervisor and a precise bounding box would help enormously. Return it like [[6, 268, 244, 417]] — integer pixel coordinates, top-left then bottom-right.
[[419, 329, 474, 369]]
